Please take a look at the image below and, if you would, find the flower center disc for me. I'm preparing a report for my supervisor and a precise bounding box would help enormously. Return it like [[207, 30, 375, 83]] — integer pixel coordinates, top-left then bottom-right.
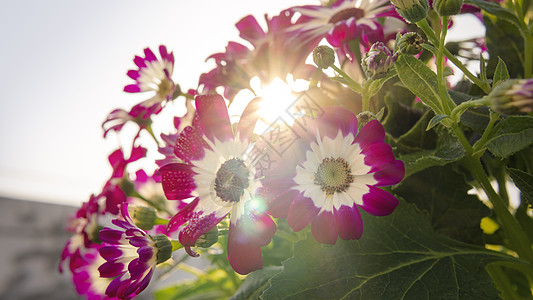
[[314, 157, 354, 195], [157, 78, 173, 99], [214, 158, 250, 202], [328, 8, 365, 24]]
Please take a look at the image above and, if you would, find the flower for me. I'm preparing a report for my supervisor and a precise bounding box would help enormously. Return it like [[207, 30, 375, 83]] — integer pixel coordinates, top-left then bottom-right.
[[288, 0, 403, 53], [361, 41, 398, 79], [490, 79, 533, 114], [124, 45, 176, 110], [102, 103, 154, 142], [98, 203, 173, 299], [70, 246, 117, 300], [261, 107, 404, 244], [159, 94, 276, 275]]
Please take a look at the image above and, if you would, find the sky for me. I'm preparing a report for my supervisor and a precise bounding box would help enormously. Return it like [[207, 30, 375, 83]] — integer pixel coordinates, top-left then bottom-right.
[[0, 1, 484, 206]]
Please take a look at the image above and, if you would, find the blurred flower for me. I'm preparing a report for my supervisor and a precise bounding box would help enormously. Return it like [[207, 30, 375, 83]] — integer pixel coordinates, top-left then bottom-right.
[[98, 203, 172, 299], [199, 11, 317, 101], [361, 41, 398, 79], [124, 46, 176, 110], [490, 79, 533, 114], [159, 94, 276, 275], [261, 107, 404, 244]]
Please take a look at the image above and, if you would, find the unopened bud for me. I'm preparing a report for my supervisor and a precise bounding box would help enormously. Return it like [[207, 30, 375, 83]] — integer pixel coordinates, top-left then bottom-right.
[[362, 42, 398, 80], [398, 32, 424, 55], [195, 226, 219, 248], [131, 206, 157, 230], [489, 79, 533, 115], [433, 0, 463, 16], [313, 45, 336, 69], [390, 0, 429, 23], [357, 111, 377, 128]]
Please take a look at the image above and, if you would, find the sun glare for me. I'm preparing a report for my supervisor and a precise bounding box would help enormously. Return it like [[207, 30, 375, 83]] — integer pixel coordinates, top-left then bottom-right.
[[230, 74, 309, 134]]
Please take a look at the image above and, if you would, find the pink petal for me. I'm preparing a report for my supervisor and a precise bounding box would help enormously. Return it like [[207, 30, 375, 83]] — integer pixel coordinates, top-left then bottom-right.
[[167, 197, 199, 235], [373, 160, 405, 187], [362, 142, 395, 172], [354, 120, 385, 149], [195, 94, 233, 142], [259, 187, 298, 218], [236, 15, 266, 47], [287, 194, 320, 232], [360, 186, 399, 216], [128, 146, 147, 163], [127, 70, 140, 80], [123, 83, 140, 93], [133, 56, 146, 69], [143, 47, 157, 62], [310, 210, 338, 244], [317, 106, 358, 139], [179, 211, 227, 247], [227, 221, 264, 275], [236, 97, 263, 143], [173, 126, 210, 163], [160, 163, 196, 200], [334, 204, 363, 240]]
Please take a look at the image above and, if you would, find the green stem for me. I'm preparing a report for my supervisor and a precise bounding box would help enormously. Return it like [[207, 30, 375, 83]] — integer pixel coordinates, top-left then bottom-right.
[[181, 92, 195, 100], [450, 97, 490, 122], [331, 64, 364, 93], [523, 33, 533, 78], [362, 80, 371, 112], [436, 16, 455, 115], [464, 156, 533, 263], [416, 19, 491, 94], [472, 110, 500, 155]]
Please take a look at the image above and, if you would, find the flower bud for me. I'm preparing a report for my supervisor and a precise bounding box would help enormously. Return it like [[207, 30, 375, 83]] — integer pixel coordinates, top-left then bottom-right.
[[362, 42, 398, 80], [195, 226, 219, 248], [151, 234, 173, 264], [390, 0, 429, 23], [357, 111, 377, 128], [489, 79, 533, 115], [131, 206, 157, 230], [313, 45, 336, 69], [433, 0, 463, 16], [398, 32, 424, 55]]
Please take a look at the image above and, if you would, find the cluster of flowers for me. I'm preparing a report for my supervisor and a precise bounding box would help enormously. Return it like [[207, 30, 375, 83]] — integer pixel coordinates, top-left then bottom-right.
[[60, 0, 533, 299]]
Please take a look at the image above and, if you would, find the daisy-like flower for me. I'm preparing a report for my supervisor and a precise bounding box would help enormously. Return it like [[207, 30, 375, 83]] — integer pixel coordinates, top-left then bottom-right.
[[124, 45, 176, 111], [159, 94, 276, 275], [288, 0, 403, 49], [98, 203, 173, 299], [261, 107, 404, 244], [70, 246, 118, 300]]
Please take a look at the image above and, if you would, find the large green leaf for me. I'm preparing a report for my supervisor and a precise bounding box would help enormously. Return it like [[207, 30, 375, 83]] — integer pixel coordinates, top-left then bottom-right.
[[464, 0, 521, 28], [229, 266, 282, 300], [261, 201, 513, 299], [395, 55, 443, 115], [508, 168, 533, 207], [484, 14, 524, 79], [486, 116, 533, 158], [399, 126, 465, 177], [393, 166, 490, 245]]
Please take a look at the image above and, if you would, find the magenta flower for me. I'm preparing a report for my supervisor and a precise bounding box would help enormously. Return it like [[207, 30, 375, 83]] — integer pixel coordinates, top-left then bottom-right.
[[102, 103, 156, 141], [98, 204, 172, 299], [124, 45, 176, 110], [70, 246, 118, 300], [261, 107, 404, 244], [159, 94, 276, 275]]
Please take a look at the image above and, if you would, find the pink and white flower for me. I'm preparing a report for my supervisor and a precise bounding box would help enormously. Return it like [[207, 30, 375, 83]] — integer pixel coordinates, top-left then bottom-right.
[[98, 203, 172, 299], [124, 45, 176, 111], [159, 94, 276, 275], [261, 107, 404, 244]]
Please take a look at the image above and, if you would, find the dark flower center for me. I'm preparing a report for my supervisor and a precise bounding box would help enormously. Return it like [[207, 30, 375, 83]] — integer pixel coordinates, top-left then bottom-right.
[[328, 7, 365, 24], [215, 158, 250, 202], [314, 157, 354, 195], [157, 78, 173, 99]]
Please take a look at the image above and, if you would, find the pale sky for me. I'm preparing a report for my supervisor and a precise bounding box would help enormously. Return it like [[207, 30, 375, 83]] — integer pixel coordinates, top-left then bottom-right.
[[0, 1, 484, 206]]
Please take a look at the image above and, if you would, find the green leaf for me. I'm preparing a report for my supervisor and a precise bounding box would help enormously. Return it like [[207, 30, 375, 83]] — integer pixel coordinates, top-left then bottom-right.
[[508, 168, 533, 207], [492, 57, 510, 88], [399, 126, 465, 177], [464, 0, 521, 28], [426, 114, 450, 131], [393, 166, 490, 245], [484, 14, 524, 79], [261, 201, 513, 300], [449, 90, 490, 134], [229, 266, 282, 300], [395, 54, 443, 114], [154, 269, 238, 300], [382, 96, 428, 140], [485, 116, 533, 158], [368, 68, 397, 96]]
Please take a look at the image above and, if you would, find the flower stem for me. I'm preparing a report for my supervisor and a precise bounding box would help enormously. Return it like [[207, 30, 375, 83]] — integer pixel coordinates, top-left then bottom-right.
[[523, 33, 533, 78], [464, 155, 533, 263], [330, 64, 364, 93], [436, 16, 455, 115], [362, 80, 371, 112]]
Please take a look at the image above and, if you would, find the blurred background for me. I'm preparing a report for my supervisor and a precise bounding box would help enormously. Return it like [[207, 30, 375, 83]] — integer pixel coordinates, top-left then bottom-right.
[[0, 0, 483, 299]]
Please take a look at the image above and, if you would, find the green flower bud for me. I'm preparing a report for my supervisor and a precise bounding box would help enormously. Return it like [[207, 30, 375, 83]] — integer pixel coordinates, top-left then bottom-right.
[[390, 0, 429, 23], [361, 42, 398, 80], [398, 32, 424, 55], [313, 45, 336, 69], [433, 0, 463, 16], [130, 206, 158, 230], [356, 111, 377, 128], [195, 226, 219, 248], [489, 79, 533, 115], [151, 234, 173, 264]]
